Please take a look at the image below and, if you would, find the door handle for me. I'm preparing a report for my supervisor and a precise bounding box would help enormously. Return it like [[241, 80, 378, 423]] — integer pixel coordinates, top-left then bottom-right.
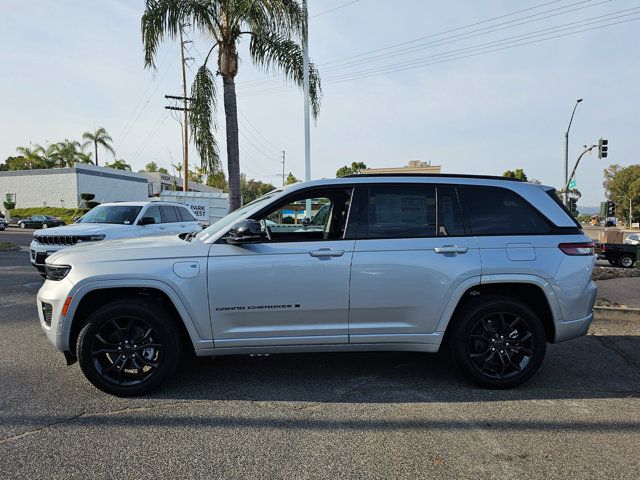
[[434, 245, 468, 254], [309, 248, 345, 258], [158, 226, 166, 230]]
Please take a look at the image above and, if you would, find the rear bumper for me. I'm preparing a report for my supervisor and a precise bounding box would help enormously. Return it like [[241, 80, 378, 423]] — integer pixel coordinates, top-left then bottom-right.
[[553, 311, 594, 343]]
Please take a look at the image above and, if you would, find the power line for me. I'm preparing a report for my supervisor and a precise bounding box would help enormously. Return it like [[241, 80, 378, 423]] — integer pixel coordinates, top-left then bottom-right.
[[238, 108, 283, 154], [239, 11, 639, 96], [131, 111, 169, 162], [310, 0, 360, 19]]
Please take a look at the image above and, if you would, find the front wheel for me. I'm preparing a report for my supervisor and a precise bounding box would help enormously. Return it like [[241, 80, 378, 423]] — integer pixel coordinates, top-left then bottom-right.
[[41, 223, 48, 229], [19, 222, 25, 229], [449, 296, 547, 389], [77, 299, 181, 396], [619, 255, 635, 268]]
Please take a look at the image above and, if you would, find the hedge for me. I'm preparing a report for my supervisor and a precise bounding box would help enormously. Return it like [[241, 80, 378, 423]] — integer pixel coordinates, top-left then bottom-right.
[[10, 207, 89, 225]]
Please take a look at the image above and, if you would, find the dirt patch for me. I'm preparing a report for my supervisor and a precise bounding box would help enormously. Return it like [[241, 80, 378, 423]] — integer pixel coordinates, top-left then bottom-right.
[[0, 242, 20, 251], [592, 266, 640, 281]]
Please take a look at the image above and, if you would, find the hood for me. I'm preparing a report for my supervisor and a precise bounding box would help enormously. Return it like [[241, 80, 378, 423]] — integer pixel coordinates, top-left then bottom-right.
[[46, 234, 208, 265], [34, 223, 134, 236]]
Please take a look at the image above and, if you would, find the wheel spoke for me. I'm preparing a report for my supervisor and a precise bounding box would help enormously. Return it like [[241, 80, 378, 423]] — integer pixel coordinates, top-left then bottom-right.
[[91, 348, 120, 357], [94, 334, 117, 347], [134, 352, 158, 369]]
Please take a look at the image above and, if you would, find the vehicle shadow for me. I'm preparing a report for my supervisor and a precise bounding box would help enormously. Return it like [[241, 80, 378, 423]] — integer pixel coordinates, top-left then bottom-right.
[[154, 334, 640, 404]]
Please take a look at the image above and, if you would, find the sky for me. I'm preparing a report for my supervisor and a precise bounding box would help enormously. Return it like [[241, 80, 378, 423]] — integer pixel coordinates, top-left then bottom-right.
[[0, 0, 639, 206]]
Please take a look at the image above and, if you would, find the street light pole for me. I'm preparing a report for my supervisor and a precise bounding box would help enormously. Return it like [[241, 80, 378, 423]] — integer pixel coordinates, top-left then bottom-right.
[[564, 98, 583, 206], [303, 2, 311, 218]]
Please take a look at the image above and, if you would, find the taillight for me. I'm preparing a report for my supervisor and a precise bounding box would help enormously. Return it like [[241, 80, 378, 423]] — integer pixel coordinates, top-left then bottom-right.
[[558, 242, 595, 256]]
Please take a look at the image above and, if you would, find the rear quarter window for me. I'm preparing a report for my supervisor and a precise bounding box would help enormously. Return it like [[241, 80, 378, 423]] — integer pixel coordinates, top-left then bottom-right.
[[178, 207, 196, 222], [459, 186, 551, 235]]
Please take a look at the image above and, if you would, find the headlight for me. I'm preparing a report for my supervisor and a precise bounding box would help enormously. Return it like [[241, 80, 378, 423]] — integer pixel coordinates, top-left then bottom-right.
[[44, 264, 72, 281], [78, 234, 106, 242]]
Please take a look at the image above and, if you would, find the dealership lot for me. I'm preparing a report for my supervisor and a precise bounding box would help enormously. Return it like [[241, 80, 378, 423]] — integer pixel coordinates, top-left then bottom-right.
[[0, 238, 639, 479]]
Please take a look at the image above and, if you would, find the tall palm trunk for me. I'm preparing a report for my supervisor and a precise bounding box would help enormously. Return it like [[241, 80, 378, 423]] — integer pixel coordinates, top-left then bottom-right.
[[94, 141, 99, 166], [222, 76, 241, 211]]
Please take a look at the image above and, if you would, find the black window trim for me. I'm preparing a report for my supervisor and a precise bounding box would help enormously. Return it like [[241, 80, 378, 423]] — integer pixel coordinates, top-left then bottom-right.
[[356, 183, 469, 240], [216, 184, 359, 244]]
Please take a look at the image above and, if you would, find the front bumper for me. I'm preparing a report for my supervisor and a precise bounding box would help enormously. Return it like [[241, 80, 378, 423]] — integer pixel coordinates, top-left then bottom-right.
[[37, 277, 75, 352]]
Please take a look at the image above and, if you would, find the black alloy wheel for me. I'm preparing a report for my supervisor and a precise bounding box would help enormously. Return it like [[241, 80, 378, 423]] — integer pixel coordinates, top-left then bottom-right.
[[449, 296, 546, 388], [77, 300, 181, 396]]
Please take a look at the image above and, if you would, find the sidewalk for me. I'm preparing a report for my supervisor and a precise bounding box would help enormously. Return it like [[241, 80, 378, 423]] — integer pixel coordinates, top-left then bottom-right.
[[595, 276, 640, 308]]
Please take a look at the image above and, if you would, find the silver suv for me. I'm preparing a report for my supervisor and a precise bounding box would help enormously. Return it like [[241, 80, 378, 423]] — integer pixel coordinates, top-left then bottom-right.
[[37, 175, 596, 396]]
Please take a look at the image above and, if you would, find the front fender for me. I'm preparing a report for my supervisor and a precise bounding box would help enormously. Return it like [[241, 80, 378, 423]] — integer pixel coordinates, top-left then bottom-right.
[[63, 277, 213, 352]]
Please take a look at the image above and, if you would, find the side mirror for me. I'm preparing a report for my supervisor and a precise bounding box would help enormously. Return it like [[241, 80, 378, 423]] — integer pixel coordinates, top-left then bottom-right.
[[224, 219, 262, 245], [138, 216, 156, 226], [302, 217, 311, 227]]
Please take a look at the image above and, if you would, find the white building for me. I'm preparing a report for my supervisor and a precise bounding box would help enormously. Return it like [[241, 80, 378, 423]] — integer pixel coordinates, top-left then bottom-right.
[[0, 164, 148, 209], [144, 171, 220, 197]]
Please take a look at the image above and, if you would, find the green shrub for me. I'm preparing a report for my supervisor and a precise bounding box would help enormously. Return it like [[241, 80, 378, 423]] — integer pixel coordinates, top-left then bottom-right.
[[3, 201, 15, 210], [10, 207, 89, 225], [80, 193, 95, 201], [86, 201, 100, 209]]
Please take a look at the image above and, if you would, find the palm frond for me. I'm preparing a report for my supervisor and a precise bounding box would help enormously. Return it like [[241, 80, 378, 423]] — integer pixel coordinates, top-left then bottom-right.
[[142, 0, 219, 69], [189, 64, 220, 173], [97, 138, 116, 156], [249, 30, 321, 117], [233, 0, 305, 39]]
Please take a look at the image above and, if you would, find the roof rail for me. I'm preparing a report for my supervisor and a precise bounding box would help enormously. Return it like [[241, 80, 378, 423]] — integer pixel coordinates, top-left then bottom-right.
[[342, 173, 523, 181]]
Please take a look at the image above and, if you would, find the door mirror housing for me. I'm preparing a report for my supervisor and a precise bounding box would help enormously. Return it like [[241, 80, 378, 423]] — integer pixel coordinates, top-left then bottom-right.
[[224, 219, 262, 245], [137, 216, 156, 226]]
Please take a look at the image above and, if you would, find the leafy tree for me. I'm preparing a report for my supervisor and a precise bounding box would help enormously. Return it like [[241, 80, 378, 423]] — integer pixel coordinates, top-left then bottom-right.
[[240, 174, 275, 203], [285, 172, 300, 185], [502, 168, 528, 182], [82, 127, 115, 166], [207, 169, 228, 191], [141, 0, 322, 211], [145, 161, 159, 172], [105, 159, 132, 171], [336, 161, 367, 177], [603, 164, 640, 223], [48, 140, 91, 167], [158, 167, 169, 174]]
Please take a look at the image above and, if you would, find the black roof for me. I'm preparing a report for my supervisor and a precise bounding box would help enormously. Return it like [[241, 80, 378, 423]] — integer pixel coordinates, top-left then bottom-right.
[[342, 173, 523, 181]]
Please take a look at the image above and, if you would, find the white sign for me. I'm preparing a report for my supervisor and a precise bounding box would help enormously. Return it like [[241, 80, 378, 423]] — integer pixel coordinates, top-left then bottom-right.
[[160, 173, 174, 184], [183, 199, 209, 220]]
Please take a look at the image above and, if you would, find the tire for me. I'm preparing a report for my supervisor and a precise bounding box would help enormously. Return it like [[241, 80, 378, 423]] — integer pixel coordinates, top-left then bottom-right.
[[41, 223, 48, 229], [449, 296, 547, 389], [19, 222, 25, 229], [619, 255, 635, 268], [76, 299, 181, 396]]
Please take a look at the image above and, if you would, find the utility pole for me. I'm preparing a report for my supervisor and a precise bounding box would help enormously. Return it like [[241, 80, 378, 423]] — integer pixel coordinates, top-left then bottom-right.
[[564, 98, 583, 206], [280, 150, 286, 186], [179, 25, 189, 192]]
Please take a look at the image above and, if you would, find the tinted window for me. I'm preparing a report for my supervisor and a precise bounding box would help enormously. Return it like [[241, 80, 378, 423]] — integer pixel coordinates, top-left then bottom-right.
[[80, 205, 143, 225], [460, 186, 550, 235], [144, 206, 162, 224], [366, 185, 437, 238], [160, 206, 179, 223], [178, 207, 195, 222], [437, 186, 465, 236]]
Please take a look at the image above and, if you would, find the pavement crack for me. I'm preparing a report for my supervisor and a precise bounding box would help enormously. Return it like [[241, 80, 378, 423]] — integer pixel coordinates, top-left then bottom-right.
[[0, 410, 86, 445], [593, 336, 640, 371]]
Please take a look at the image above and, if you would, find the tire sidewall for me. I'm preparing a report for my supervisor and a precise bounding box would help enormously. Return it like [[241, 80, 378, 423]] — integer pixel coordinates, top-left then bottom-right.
[[620, 256, 634, 268], [450, 297, 547, 389], [77, 300, 181, 396]]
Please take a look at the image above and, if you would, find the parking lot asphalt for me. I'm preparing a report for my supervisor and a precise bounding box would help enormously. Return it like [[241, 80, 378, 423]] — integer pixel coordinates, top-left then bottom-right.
[[0, 245, 639, 479]]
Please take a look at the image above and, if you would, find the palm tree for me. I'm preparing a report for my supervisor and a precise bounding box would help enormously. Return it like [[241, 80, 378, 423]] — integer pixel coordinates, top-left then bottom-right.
[[142, 0, 321, 211], [49, 140, 87, 167], [82, 127, 115, 166], [15, 146, 46, 169], [105, 159, 132, 171]]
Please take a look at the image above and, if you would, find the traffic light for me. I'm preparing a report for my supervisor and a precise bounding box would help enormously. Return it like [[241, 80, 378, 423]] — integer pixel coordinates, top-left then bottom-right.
[[607, 201, 616, 217], [598, 138, 608, 158], [568, 197, 578, 216]]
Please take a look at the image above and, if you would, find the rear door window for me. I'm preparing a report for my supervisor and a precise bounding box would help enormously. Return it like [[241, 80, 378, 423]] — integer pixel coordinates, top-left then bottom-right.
[[144, 206, 162, 224], [160, 206, 179, 223], [459, 186, 551, 235]]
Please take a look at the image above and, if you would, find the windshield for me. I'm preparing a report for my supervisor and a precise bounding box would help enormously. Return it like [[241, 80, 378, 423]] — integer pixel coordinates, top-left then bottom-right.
[[197, 191, 281, 242], [79, 205, 143, 225]]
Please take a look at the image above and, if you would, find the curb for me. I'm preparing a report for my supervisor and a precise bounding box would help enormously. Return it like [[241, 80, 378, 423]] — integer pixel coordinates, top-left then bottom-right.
[[594, 306, 640, 320]]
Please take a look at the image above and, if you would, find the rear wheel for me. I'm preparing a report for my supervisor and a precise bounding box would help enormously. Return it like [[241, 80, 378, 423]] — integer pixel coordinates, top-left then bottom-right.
[[19, 222, 25, 229], [77, 299, 181, 396], [41, 223, 48, 229], [619, 255, 635, 268], [449, 296, 547, 389]]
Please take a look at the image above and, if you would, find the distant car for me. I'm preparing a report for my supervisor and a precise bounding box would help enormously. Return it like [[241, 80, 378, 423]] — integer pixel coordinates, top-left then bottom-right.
[[29, 201, 202, 274], [0, 218, 7, 230], [624, 233, 640, 245], [18, 215, 65, 229]]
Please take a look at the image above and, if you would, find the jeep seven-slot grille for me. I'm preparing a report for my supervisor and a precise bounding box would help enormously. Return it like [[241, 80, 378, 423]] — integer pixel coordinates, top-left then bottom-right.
[[41, 302, 53, 326], [34, 235, 85, 246]]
